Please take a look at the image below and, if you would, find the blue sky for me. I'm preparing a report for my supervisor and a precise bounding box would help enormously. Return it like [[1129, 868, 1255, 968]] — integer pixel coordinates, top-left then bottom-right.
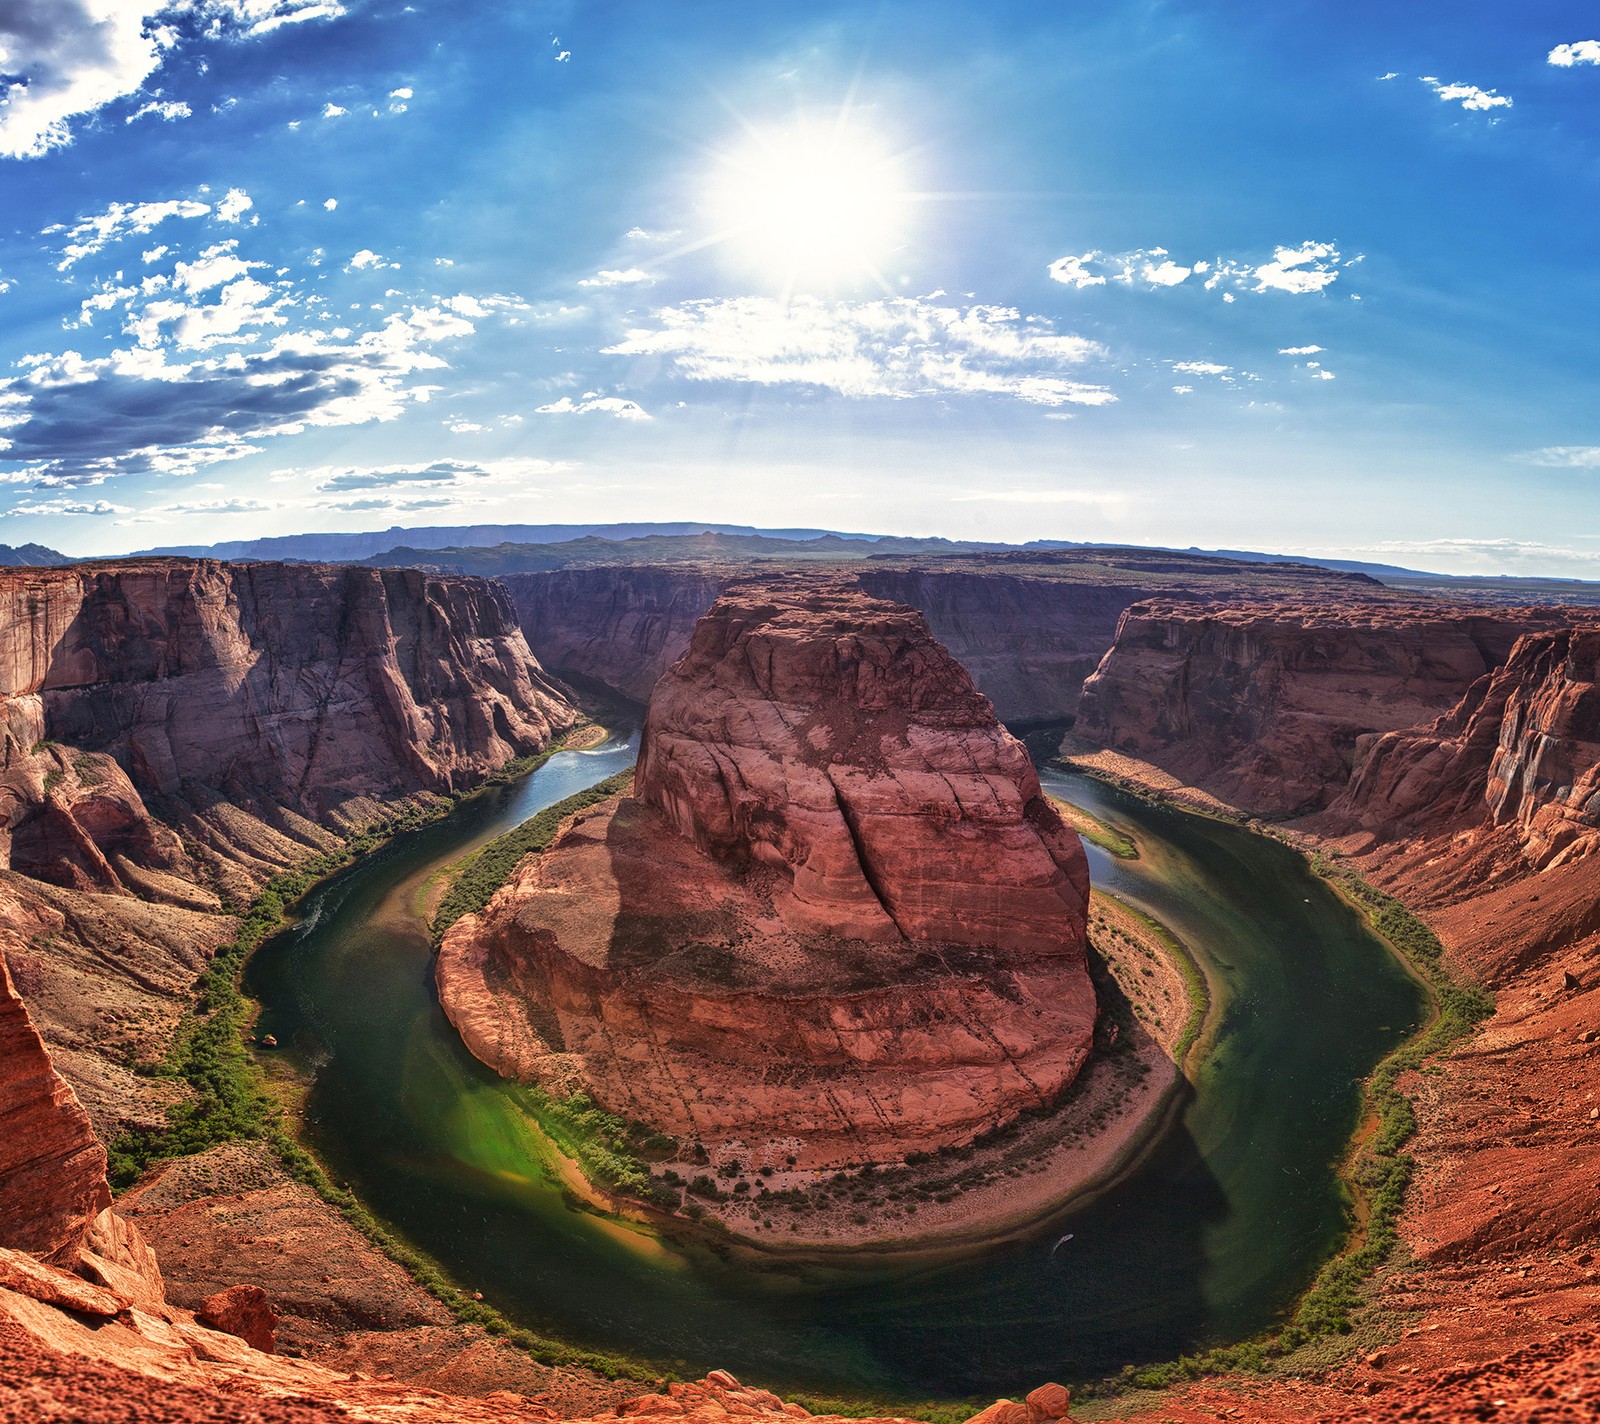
[[0, 0, 1596, 572]]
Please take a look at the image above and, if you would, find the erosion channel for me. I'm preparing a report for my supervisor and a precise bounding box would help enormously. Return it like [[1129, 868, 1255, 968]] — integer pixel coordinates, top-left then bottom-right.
[[245, 735, 1425, 1399]]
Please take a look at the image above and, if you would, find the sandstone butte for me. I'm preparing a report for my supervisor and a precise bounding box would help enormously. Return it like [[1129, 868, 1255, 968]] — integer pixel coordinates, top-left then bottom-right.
[[439, 572, 1098, 1169]]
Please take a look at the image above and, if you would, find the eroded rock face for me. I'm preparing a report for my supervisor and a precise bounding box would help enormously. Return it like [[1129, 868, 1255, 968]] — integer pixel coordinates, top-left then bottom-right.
[[1327, 628, 1600, 873], [440, 574, 1095, 1167], [0, 942, 109, 1265], [0, 559, 577, 1144], [1074, 599, 1563, 817]]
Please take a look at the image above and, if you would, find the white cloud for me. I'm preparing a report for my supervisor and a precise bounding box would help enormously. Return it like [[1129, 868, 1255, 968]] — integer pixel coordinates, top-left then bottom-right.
[[1049, 240, 1349, 297], [1278, 344, 1324, 355], [347, 248, 397, 271], [624, 227, 679, 242], [199, 2, 347, 38], [1548, 41, 1600, 68], [49, 197, 211, 268], [1142, 259, 1191, 287], [0, 1, 346, 160], [1423, 78, 1512, 112], [321, 101, 347, 118], [323, 197, 337, 210], [1250, 241, 1342, 294], [1172, 385, 1194, 395], [390, 86, 413, 99], [1172, 360, 1230, 376], [1518, 446, 1600, 468], [579, 267, 654, 288], [605, 296, 1115, 408], [1047, 253, 1107, 289], [126, 98, 190, 124], [536, 395, 651, 421], [215, 187, 253, 222]]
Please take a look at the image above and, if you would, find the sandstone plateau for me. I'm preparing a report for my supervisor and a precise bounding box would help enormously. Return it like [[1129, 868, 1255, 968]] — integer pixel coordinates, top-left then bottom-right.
[[504, 548, 1380, 725], [440, 573, 1096, 1168]]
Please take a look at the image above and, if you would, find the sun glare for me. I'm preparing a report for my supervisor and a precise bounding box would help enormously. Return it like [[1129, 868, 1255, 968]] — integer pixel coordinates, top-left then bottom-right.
[[706, 117, 911, 287]]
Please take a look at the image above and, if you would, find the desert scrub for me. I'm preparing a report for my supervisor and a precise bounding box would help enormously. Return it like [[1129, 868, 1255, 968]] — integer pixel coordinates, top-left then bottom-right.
[[432, 768, 633, 943], [1048, 792, 1137, 858]]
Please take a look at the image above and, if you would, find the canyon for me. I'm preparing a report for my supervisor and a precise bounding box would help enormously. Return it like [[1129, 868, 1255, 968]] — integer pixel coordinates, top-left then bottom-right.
[[438, 573, 1098, 1172], [1, 545, 1597, 1422]]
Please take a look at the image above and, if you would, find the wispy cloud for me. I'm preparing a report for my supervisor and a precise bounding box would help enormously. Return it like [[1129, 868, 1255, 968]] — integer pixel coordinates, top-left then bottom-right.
[[1548, 41, 1600, 68], [126, 98, 191, 125], [1278, 344, 1324, 355], [49, 197, 213, 269], [606, 297, 1114, 408], [1, 497, 129, 518], [1049, 240, 1352, 297], [1518, 446, 1600, 468], [535, 394, 650, 420]]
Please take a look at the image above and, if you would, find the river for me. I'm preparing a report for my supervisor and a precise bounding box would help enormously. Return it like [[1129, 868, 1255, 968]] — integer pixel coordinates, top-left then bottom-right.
[[246, 737, 1425, 1398]]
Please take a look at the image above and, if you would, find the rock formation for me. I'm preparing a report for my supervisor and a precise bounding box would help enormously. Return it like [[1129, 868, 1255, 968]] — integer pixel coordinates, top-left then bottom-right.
[[1073, 598, 1569, 816], [0, 559, 577, 1142], [440, 574, 1096, 1167], [0, 945, 109, 1265], [504, 549, 1380, 724]]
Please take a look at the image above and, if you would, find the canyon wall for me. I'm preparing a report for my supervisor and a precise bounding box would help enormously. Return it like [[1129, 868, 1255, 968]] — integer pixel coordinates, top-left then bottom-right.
[[440, 573, 1096, 1168], [1072, 599, 1563, 817], [0, 559, 576, 1139], [506, 553, 1375, 726]]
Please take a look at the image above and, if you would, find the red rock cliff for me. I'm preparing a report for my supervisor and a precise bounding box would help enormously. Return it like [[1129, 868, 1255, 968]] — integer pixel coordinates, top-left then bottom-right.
[[1073, 599, 1561, 816], [439, 574, 1095, 1168], [0, 559, 577, 1142], [635, 575, 1089, 951]]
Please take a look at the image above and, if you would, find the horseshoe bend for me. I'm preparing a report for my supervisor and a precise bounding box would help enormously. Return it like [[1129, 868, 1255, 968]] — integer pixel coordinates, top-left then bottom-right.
[[436, 574, 1100, 1175]]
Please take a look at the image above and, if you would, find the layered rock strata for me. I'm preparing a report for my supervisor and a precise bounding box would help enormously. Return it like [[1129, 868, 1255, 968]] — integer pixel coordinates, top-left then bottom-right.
[[1073, 599, 1568, 816], [440, 574, 1096, 1168], [0, 559, 576, 1139]]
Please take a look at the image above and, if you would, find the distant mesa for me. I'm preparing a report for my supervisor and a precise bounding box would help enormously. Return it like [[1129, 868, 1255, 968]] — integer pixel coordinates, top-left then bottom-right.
[[437, 572, 1097, 1169]]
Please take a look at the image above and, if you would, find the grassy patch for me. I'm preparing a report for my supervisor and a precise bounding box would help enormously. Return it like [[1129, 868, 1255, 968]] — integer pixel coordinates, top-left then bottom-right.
[[431, 768, 633, 944], [1081, 857, 1492, 1400], [1049, 793, 1137, 859], [107, 741, 668, 1383]]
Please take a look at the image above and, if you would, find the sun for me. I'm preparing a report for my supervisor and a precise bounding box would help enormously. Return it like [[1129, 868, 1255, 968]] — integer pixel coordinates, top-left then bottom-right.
[[705, 115, 912, 287]]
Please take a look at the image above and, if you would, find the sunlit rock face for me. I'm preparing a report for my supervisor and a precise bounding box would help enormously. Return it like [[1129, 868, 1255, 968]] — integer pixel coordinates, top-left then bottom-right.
[[440, 573, 1096, 1168], [1074, 597, 1566, 817]]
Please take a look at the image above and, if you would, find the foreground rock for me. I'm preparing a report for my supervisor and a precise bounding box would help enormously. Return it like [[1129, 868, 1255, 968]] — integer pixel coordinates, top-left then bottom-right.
[[441, 574, 1096, 1169]]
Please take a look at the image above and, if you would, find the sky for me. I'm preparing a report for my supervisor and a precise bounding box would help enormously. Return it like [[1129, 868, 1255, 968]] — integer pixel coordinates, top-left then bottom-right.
[[0, 0, 1597, 574]]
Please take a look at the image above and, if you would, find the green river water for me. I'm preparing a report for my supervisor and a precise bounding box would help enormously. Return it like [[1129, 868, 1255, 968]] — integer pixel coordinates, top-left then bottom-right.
[[245, 734, 1425, 1398]]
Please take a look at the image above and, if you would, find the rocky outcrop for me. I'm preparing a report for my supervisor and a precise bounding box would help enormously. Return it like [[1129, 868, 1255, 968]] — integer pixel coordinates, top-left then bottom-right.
[[1073, 599, 1564, 817], [440, 574, 1095, 1168], [0, 559, 577, 1142], [0, 944, 109, 1265], [505, 551, 1382, 726], [1328, 628, 1600, 874]]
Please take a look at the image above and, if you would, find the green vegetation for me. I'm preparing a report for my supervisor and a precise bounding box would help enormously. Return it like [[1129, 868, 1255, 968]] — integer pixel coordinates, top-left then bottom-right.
[[1049, 793, 1138, 858], [106, 737, 667, 1383], [432, 768, 633, 943], [519, 1087, 675, 1204], [106, 801, 446, 1190], [1084, 855, 1493, 1399]]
